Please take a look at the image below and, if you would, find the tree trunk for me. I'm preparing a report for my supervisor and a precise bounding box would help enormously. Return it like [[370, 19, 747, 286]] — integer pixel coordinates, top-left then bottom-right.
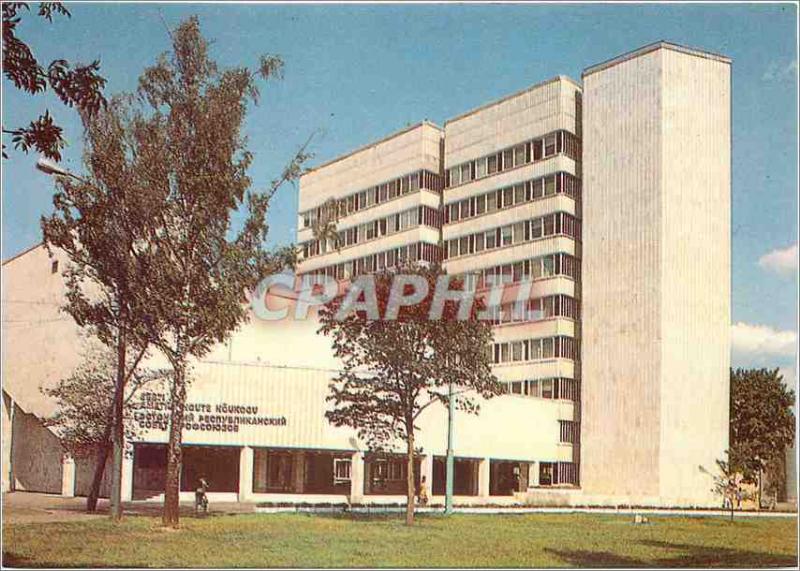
[[757, 468, 763, 511], [163, 361, 187, 528], [109, 329, 127, 522], [406, 428, 415, 527], [86, 411, 114, 512]]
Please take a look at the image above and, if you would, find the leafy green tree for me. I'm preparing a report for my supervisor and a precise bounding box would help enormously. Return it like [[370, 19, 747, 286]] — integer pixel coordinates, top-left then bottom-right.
[[307, 197, 341, 254], [2, 2, 106, 160], [730, 367, 795, 508], [40, 95, 166, 518], [130, 17, 310, 528], [319, 264, 501, 526], [699, 454, 752, 522], [42, 343, 166, 465]]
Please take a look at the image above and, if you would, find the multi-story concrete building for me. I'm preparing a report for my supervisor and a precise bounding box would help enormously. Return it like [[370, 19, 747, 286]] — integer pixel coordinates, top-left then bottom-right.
[[296, 41, 732, 505], [3, 41, 733, 507], [440, 76, 583, 488], [296, 122, 444, 280]]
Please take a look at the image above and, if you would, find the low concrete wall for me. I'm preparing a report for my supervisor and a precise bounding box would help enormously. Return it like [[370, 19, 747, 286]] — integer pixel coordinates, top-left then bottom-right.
[[75, 454, 112, 498], [10, 404, 63, 494]]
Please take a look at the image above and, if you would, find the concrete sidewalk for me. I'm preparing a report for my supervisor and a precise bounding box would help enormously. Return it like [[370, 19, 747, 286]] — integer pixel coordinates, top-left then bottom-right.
[[2, 491, 255, 524]]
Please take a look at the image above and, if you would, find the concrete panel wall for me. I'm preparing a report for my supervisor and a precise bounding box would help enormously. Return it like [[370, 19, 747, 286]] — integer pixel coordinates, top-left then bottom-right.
[[130, 359, 572, 465], [581, 43, 730, 506], [581, 48, 665, 498], [298, 122, 443, 213], [10, 402, 63, 494], [2, 391, 13, 492], [658, 48, 730, 504], [445, 76, 581, 167]]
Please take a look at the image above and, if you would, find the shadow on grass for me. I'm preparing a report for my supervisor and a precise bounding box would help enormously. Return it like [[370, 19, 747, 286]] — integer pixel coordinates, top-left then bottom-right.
[[543, 548, 647, 568], [3, 551, 147, 569], [546, 540, 797, 568], [642, 540, 797, 568]]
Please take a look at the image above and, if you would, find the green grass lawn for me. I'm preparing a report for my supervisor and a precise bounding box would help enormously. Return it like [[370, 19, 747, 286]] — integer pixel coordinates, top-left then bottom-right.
[[3, 512, 797, 568]]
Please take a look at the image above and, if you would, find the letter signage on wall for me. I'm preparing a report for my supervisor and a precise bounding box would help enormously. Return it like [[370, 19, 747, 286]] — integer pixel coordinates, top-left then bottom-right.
[[133, 391, 288, 433]]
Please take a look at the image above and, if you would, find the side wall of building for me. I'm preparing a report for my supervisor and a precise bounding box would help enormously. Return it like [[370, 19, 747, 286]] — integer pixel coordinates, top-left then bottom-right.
[[580, 49, 665, 499], [10, 402, 64, 494], [580, 45, 730, 506], [658, 48, 730, 504]]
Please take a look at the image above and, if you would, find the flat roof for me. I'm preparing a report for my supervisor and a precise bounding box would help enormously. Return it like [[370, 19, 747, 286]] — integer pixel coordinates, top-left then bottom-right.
[[444, 75, 582, 127], [582, 41, 731, 78], [301, 119, 443, 177]]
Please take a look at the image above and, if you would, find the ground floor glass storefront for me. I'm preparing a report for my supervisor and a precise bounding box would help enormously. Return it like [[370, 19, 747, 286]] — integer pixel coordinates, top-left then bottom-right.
[[130, 443, 559, 501]]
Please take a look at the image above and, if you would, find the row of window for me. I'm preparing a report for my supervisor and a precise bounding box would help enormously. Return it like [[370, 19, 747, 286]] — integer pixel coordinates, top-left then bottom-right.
[[458, 252, 581, 291], [447, 130, 581, 189], [491, 335, 579, 364], [444, 172, 580, 225], [443, 212, 581, 261], [485, 295, 580, 325], [302, 206, 441, 259], [559, 420, 579, 444], [539, 461, 579, 486], [301, 170, 443, 228], [503, 377, 579, 401], [303, 241, 441, 281]]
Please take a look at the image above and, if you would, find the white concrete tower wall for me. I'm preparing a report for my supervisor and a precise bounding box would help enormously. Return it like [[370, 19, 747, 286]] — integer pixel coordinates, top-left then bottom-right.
[[580, 43, 731, 506]]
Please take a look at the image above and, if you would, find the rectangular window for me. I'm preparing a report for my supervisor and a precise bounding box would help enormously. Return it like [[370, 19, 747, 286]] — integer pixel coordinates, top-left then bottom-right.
[[485, 230, 497, 249], [503, 149, 514, 171], [460, 236, 470, 257], [503, 187, 514, 208], [476, 157, 487, 179], [514, 144, 526, 167], [531, 218, 543, 239], [474, 233, 485, 253], [409, 172, 420, 191], [513, 222, 526, 244], [529, 339, 542, 360], [475, 194, 486, 216], [544, 214, 556, 236], [532, 139, 543, 161], [514, 183, 526, 205], [450, 167, 461, 187], [487, 154, 498, 175], [501, 226, 512, 247], [486, 192, 497, 213], [460, 163, 472, 185], [500, 343, 510, 363], [334, 458, 352, 482], [542, 378, 554, 398], [544, 134, 557, 156], [511, 341, 524, 362], [532, 178, 544, 199], [460, 199, 471, 219], [542, 256, 555, 277], [449, 203, 460, 223], [545, 176, 556, 196], [542, 338, 554, 358]]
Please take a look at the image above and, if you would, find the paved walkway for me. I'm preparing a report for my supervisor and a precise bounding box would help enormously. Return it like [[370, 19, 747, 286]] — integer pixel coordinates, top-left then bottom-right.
[[2, 491, 255, 524]]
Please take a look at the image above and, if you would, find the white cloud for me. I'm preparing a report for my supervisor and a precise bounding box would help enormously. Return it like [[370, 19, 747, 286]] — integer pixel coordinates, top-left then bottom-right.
[[731, 322, 797, 357], [762, 59, 798, 82], [758, 243, 798, 277]]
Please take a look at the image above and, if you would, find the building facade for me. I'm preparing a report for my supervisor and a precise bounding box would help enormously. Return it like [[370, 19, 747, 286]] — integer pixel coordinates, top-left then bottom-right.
[[3, 42, 733, 507]]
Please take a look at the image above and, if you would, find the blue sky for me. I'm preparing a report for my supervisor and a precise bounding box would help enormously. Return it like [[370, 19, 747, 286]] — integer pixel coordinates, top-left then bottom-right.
[[2, 2, 797, 377]]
